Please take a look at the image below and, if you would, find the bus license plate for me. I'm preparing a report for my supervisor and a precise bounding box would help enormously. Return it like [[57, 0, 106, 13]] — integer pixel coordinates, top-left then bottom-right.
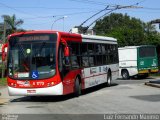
[[27, 90, 36, 94]]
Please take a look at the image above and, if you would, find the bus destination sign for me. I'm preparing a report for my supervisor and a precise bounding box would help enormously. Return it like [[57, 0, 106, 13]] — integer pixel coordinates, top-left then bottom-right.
[[19, 35, 49, 41]]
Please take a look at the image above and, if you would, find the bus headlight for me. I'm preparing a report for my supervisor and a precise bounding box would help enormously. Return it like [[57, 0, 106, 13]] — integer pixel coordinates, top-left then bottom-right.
[[51, 82, 54, 85]]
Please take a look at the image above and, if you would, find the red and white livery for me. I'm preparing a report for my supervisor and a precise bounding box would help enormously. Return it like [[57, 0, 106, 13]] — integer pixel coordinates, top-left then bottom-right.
[[2, 30, 119, 96]]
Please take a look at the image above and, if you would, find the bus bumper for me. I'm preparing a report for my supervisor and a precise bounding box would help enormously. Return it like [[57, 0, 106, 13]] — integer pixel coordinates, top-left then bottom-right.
[[8, 82, 63, 96], [138, 69, 158, 74]]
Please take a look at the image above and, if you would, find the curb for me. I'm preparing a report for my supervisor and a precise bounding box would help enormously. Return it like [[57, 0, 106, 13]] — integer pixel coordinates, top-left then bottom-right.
[[145, 82, 160, 88], [0, 93, 8, 105], [0, 99, 8, 105]]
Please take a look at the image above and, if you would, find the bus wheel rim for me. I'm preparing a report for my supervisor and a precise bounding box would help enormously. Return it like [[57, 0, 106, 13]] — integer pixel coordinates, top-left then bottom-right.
[[123, 72, 127, 78], [108, 77, 111, 84]]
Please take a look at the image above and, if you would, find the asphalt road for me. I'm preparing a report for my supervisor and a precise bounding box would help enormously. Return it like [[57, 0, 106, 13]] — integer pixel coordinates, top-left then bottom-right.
[[0, 77, 160, 119]]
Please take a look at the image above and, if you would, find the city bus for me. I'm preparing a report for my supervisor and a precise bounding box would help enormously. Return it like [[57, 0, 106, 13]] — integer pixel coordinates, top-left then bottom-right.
[[2, 30, 119, 97], [119, 45, 158, 79]]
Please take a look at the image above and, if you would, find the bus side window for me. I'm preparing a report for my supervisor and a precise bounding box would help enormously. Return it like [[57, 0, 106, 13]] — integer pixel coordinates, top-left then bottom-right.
[[80, 43, 89, 67], [89, 56, 96, 67], [71, 56, 79, 68], [69, 42, 81, 69], [82, 56, 89, 67], [70, 42, 80, 55], [58, 45, 63, 72], [95, 44, 102, 54], [105, 44, 110, 64], [80, 43, 88, 55], [88, 44, 94, 55], [102, 44, 106, 54]]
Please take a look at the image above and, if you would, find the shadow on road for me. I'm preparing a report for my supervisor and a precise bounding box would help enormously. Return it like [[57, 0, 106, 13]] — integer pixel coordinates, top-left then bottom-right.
[[10, 83, 118, 103], [82, 83, 118, 96], [130, 94, 160, 102], [117, 76, 154, 81]]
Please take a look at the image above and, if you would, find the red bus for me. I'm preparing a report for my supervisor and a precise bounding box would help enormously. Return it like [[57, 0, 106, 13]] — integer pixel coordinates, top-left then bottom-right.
[[2, 30, 119, 97]]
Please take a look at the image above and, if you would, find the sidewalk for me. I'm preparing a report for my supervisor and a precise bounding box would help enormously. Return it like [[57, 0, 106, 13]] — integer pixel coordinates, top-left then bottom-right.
[[0, 86, 9, 105], [145, 79, 160, 88]]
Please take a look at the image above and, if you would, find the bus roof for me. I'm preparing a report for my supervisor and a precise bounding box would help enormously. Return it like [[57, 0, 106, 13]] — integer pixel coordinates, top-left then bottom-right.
[[8, 30, 117, 44], [119, 45, 156, 50], [81, 34, 117, 44], [82, 34, 117, 41], [118, 46, 139, 50]]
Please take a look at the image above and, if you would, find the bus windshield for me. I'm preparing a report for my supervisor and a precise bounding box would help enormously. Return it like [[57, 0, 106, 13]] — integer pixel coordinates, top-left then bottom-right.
[[8, 34, 57, 80], [139, 46, 156, 58]]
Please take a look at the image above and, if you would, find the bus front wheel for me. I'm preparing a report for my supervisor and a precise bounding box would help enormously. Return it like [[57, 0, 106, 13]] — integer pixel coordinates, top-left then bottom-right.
[[74, 77, 81, 97], [122, 70, 130, 80]]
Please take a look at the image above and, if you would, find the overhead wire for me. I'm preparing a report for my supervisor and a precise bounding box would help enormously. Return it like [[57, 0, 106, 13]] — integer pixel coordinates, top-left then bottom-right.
[[22, 10, 100, 20], [121, 9, 160, 14], [0, 1, 101, 29], [143, 7, 160, 11], [0, 1, 103, 21], [0, 2, 42, 18], [67, 0, 110, 6], [21, 10, 101, 28], [74, 1, 144, 33], [0, 6, 100, 10], [1, 0, 158, 30]]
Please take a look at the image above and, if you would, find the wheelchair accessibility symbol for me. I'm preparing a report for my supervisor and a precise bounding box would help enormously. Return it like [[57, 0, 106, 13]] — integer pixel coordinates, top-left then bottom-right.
[[32, 71, 39, 79]]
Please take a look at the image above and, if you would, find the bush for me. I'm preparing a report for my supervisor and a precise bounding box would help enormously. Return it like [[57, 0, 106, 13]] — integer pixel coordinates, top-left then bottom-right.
[[0, 78, 7, 86]]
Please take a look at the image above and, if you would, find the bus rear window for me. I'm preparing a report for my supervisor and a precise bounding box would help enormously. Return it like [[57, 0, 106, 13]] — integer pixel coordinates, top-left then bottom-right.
[[139, 47, 156, 58]]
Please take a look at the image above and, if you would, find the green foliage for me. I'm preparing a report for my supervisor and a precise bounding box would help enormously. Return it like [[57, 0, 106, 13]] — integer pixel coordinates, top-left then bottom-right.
[[1, 14, 25, 42], [2, 14, 24, 33], [93, 13, 160, 47], [0, 31, 2, 41], [0, 78, 7, 86]]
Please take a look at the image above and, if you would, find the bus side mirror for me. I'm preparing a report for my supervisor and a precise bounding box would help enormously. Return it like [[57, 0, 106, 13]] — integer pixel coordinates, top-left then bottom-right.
[[64, 46, 70, 67], [2, 43, 8, 61], [64, 46, 69, 57]]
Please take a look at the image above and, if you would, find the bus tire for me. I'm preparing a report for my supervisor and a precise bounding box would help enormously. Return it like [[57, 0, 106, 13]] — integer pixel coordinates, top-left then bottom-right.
[[122, 70, 130, 80], [144, 73, 149, 78], [30, 96, 38, 100], [74, 77, 81, 97], [107, 71, 112, 87], [140, 73, 149, 79]]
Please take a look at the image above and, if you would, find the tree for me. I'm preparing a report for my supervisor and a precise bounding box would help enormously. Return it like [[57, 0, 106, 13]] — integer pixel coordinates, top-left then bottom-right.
[[0, 24, 3, 41], [93, 13, 160, 47], [0, 15, 24, 78], [2, 14, 24, 34]]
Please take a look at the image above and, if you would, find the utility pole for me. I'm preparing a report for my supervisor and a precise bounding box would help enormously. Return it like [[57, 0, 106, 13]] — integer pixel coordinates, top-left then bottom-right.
[[3, 18, 6, 43], [1, 17, 6, 78], [51, 16, 67, 31]]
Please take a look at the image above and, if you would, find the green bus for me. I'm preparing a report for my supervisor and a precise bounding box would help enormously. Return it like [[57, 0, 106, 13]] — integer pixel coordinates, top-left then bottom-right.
[[119, 45, 158, 79]]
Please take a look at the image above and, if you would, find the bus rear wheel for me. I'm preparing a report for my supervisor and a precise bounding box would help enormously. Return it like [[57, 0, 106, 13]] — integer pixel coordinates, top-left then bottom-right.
[[122, 70, 130, 80], [143, 73, 149, 78], [74, 77, 81, 97], [107, 71, 112, 87]]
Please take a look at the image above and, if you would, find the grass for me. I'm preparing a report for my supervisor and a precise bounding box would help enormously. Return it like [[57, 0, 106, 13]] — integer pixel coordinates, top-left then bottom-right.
[[0, 78, 7, 86], [149, 73, 160, 79]]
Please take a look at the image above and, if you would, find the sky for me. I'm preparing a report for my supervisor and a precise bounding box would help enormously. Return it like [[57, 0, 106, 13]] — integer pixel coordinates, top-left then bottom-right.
[[0, 0, 160, 32]]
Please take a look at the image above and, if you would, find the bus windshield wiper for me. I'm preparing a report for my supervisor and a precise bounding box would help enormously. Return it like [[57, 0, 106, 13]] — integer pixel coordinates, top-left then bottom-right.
[[39, 42, 46, 53], [17, 43, 27, 58]]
